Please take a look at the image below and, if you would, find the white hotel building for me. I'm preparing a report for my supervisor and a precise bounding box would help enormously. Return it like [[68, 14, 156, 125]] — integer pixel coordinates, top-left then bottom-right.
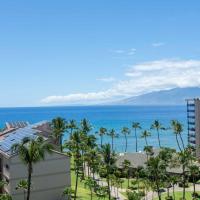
[[0, 121, 70, 200]]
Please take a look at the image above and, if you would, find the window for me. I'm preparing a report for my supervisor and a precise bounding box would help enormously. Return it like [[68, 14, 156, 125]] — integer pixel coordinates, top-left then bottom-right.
[[5, 164, 9, 170]]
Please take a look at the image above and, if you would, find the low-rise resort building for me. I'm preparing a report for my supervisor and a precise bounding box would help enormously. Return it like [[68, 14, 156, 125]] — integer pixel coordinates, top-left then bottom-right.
[[0, 121, 70, 200]]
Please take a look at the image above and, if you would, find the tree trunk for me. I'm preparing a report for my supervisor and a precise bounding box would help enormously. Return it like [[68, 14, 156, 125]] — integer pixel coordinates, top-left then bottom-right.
[[145, 137, 148, 146], [90, 188, 93, 200], [155, 176, 161, 200], [167, 187, 169, 197], [157, 129, 161, 148], [81, 150, 85, 180], [193, 177, 196, 194], [111, 137, 114, 151], [179, 134, 185, 150], [128, 176, 130, 188], [87, 166, 90, 176], [27, 163, 32, 200], [70, 129, 73, 137], [125, 134, 127, 152], [101, 136, 103, 147], [182, 165, 186, 200], [60, 136, 63, 152], [74, 170, 79, 200], [135, 129, 138, 152], [173, 185, 175, 200], [107, 178, 111, 200], [176, 134, 182, 152]]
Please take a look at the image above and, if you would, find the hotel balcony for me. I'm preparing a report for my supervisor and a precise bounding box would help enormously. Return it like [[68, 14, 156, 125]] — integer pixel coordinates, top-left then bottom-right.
[[187, 109, 195, 112], [189, 139, 196, 144], [187, 103, 195, 107], [188, 115, 195, 119], [188, 122, 195, 125], [188, 127, 196, 131], [188, 133, 195, 138]]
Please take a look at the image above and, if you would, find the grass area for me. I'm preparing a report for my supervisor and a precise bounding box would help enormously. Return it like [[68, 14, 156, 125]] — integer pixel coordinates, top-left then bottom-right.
[[122, 191, 200, 200], [153, 191, 200, 200], [71, 168, 101, 200], [120, 178, 145, 190]]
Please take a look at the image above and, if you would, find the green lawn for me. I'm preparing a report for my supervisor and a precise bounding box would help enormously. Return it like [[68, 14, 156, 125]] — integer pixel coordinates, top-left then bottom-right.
[[71, 168, 102, 200], [120, 178, 145, 190], [153, 191, 200, 200]]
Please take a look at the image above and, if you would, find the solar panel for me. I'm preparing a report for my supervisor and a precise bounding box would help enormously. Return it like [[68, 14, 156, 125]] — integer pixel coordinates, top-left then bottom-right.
[[0, 123, 43, 155]]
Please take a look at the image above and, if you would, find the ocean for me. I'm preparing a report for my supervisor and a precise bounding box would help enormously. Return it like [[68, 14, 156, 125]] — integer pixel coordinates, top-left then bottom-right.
[[0, 105, 187, 152]]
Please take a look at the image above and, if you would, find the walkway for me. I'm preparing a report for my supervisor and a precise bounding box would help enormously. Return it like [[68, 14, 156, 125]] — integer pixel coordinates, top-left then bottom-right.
[[146, 184, 200, 200]]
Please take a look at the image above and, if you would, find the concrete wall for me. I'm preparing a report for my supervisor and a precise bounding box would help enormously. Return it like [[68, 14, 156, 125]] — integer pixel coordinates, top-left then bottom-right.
[[4, 151, 70, 200]]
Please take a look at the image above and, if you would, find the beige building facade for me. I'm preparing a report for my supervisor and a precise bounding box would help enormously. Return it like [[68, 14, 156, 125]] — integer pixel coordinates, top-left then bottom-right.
[[0, 121, 71, 200]]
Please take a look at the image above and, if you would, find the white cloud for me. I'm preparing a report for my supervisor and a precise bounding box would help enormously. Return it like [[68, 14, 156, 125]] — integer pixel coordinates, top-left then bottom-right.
[[127, 48, 136, 55], [41, 59, 200, 105], [97, 77, 116, 82], [112, 49, 125, 54], [152, 42, 165, 47], [111, 48, 136, 56]]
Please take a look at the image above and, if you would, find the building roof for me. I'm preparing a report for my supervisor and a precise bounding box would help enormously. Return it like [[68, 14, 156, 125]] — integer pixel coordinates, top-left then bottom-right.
[[116, 150, 185, 174], [116, 152, 147, 168], [0, 121, 49, 156], [116, 149, 160, 169]]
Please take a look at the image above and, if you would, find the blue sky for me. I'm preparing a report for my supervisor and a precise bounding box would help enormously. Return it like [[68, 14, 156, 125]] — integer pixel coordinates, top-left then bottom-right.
[[1, 0, 200, 107]]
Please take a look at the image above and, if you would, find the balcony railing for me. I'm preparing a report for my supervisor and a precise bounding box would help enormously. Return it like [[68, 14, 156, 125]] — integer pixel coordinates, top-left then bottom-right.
[[187, 109, 195, 112], [188, 133, 195, 138], [189, 139, 196, 144], [187, 103, 195, 107], [188, 116, 195, 119]]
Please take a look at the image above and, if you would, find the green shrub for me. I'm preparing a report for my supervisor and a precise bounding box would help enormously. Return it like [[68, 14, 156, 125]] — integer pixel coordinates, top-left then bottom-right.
[[165, 196, 173, 200], [126, 191, 142, 200], [178, 182, 189, 188], [138, 191, 145, 197]]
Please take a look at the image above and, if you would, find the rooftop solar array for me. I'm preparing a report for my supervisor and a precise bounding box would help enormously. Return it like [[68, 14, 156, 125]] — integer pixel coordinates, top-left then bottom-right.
[[5, 121, 29, 129], [0, 126, 39, 155], [31, 121, 48, 128]]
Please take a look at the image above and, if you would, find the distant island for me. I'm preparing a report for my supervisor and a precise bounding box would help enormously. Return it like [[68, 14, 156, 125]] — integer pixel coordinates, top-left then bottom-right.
[[114, 87, 200, 105]]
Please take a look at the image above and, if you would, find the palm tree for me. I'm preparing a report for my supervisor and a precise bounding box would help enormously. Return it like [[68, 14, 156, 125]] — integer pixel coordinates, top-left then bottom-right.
[[143, 146, 153, 161], [66, 120, 77, 137], [189, 165, 199, 196], [11, 136, 52, 200], [151, 120, 165, 148], [51, 117, 66, 152], [0, 181, 12, 200], [146, 156, 166, 200], [122, 159, 131, 188], [0, 194, 12, 200], [121, 127, 130, 153], [98, 127, 107, 147], [64, 131, 82, 200], [84, 177, 96, 200], [107, 129, 118, 150], [141, 130, 151, 146], [62, 187, 74, 200], [81, 118, 92, 134], [178, 147, 195, 200], [170, 176, 179, 200], [16, 180, 28, 200], [171, 120, 185, 151], [132, 122, 141, 152], [100, 144, 116, 200]]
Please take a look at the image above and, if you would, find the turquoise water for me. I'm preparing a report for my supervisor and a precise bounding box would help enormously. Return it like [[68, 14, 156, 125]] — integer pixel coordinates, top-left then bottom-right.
[[0, 106, 187, 152]]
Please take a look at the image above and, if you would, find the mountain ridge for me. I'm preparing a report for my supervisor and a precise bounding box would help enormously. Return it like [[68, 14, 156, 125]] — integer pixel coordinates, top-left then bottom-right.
[[114, 87, 200, 105]]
